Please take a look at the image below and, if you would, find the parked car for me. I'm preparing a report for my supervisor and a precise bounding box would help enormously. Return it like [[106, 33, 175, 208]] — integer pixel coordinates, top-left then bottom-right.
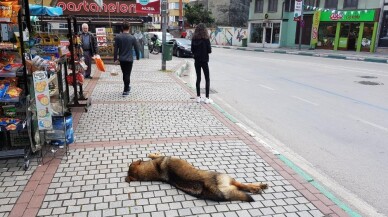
[[145, 32, 174, 42], [169, 38, 193, 57]]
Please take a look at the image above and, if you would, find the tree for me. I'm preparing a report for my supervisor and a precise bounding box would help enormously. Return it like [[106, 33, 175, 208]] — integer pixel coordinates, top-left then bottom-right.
[[184, 3, 215, 27]]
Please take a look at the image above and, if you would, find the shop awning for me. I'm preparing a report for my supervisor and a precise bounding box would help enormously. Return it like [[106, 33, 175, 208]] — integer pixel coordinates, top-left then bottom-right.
[[29, 4, 63, 16]]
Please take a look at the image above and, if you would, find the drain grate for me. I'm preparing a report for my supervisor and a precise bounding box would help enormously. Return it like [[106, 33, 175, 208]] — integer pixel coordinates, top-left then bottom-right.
[[359, 76, 378, 79], [200, 88, 218, 94], [357, 81, 384, 85]]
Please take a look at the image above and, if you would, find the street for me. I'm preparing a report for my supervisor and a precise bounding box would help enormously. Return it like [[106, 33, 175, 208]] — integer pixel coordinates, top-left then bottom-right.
[[184, 48, 388, 216]]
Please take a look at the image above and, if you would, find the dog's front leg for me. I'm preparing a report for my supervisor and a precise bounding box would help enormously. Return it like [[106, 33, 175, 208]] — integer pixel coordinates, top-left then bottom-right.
[[148, 152, 163, 159]]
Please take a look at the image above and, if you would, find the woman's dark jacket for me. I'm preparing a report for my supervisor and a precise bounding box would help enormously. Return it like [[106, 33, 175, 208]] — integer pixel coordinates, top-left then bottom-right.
[[191, 39, 212, 62]]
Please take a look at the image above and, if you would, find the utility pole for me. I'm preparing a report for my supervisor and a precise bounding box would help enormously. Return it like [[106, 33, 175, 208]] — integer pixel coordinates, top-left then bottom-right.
[[298, 0, 304, 51], [161, 0, 167, 70], [179, 0, 183, 30]]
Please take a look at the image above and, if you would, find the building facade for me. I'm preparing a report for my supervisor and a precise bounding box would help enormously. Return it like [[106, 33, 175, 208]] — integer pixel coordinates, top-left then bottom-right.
[[248, 0, 283, 48], [168, 0, 190, 30], [248, 0, 385, 52], [379, 0, 388, 49], [189, 0, 250, 27]]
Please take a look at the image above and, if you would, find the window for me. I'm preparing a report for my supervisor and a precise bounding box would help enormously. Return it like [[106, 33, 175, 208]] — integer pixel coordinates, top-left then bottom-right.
[[325, 0, 338, 9], [168, 3, 179, 9], [250, 23, 263, 43], [304, 0, 320, 11], [343, 0, 358, 9], [285, 0, 295, 12], [254, 0, 263, 13], [268, 0, 278, 12], [59, 23, 68, 29]]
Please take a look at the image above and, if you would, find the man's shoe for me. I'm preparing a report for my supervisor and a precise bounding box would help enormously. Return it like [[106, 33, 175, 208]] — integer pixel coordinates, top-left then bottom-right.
[[196, 96, 202, 103], [122, 91, 129, 96], [85, 76, 93, 79]]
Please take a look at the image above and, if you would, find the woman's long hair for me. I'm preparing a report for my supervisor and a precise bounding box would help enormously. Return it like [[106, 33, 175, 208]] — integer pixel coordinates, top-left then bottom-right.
[[192, 23, 209, 40]]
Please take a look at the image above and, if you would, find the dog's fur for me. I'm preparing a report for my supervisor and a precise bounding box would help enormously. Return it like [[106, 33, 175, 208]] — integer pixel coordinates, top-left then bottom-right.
[[125, 153, 268, 202]]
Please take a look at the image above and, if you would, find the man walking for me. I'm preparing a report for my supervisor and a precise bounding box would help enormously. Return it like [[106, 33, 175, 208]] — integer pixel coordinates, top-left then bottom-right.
[[114, 21, 140, 96], [80, 23, 98, 79]]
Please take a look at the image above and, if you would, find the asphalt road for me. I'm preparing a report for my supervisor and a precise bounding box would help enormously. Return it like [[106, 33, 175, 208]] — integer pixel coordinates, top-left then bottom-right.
[[182, 49, 388, 216]]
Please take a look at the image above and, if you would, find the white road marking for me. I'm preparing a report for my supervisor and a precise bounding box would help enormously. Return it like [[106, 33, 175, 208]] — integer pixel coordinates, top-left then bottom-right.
[[292, 96, 319, 106], [259, 84, 275, 90], [348, 115, 388, 132], [237, 77, 250, 82]]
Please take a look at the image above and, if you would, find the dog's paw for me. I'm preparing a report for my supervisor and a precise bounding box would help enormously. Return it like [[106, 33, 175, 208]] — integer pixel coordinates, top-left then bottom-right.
[[148, 152, 163, 159], [248, 183, 268, 194]]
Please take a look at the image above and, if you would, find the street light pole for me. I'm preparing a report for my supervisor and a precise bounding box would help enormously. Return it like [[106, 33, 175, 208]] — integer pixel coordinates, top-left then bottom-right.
[[298, 0, 304, 51], [161, 0, 167, 70]]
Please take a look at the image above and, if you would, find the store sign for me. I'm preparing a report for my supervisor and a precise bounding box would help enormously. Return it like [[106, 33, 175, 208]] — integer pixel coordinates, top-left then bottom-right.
[[54, 0, 137, 16], [136, 0, 160, 14], [96, 28, 107, 47], [320, 10, 377, 22], [294, 0, 303, 21]]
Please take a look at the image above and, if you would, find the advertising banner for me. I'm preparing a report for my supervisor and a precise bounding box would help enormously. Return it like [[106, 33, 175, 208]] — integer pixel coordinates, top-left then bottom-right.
[[310, 11, 321, 47], [136, 0, 160, 14], [96, 27, 107, 47], [33, 71, 53, 130], [294, 0, 303, 21]]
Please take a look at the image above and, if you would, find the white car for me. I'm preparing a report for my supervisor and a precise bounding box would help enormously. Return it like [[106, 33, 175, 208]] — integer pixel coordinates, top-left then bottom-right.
[[145, 31, 174, 41]]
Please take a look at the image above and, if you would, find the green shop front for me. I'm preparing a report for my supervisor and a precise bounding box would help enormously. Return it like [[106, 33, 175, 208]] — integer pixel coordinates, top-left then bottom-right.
[[312, 9, 380, 52]]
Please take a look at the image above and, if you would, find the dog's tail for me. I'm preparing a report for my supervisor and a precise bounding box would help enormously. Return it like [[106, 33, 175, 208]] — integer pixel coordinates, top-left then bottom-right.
[[228, 190, 254, 202]]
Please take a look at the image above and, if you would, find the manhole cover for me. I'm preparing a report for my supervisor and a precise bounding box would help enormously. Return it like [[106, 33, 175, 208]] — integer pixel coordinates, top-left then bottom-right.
[[357, 81, 384, 85], [200, 88, 218, 94], [359, 76, 378, 79]]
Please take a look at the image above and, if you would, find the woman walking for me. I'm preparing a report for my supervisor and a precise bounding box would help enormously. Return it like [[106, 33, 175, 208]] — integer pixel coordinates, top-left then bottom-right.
[[191, 23, 212, 104]]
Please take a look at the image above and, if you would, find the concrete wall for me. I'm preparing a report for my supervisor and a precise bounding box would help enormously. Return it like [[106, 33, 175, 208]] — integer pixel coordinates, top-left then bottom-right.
[[184, 27, 248, 46]]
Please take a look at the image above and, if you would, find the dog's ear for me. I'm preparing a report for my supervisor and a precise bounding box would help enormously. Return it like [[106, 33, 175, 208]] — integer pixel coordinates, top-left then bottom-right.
[[132, 160, 142, 166]]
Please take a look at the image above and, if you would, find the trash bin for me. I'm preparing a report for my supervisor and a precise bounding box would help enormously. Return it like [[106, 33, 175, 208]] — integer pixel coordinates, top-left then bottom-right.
[[241, 38, 247, 47], [163, 41, 174, 61]]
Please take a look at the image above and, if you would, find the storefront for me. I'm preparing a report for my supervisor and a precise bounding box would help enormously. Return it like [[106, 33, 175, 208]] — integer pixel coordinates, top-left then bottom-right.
[[313, 9, 380, 52], [378, 6, 388, 47], [248, 20, 282, 48]]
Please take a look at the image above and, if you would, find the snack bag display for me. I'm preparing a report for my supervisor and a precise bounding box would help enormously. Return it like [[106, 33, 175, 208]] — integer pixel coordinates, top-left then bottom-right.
[[0, 83, 9, 98], [5, 86, 22, 98]]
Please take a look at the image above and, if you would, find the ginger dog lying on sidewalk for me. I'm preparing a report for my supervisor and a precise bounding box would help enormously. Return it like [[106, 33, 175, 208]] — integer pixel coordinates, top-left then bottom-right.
[[125, 152, 268, 201]]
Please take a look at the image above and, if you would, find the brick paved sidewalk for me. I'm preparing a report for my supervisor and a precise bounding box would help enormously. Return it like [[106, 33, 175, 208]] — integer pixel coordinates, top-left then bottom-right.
[[1, 54, 350, 217]]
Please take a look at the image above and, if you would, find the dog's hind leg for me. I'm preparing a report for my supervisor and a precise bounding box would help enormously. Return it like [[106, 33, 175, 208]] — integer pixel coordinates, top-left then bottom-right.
[[227, 189, 254, 202], [231, 180, 268, 194], [148, 152, 163, 159]]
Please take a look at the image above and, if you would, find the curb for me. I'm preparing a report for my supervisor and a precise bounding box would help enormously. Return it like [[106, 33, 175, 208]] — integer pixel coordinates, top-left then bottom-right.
[[175, 60, 189, 77], [214, 45, 388, 64]]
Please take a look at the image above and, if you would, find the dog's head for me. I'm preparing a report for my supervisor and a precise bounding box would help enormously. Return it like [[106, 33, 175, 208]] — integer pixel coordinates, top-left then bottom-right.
[[125, 160, 142, 182]]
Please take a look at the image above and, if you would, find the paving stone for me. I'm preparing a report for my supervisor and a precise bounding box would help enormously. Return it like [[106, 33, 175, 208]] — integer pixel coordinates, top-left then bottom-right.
[[177, 208, 192, 216], [102, 209, 116, 217], [116, 207, 130, 215], [143, 204, 157, 212]]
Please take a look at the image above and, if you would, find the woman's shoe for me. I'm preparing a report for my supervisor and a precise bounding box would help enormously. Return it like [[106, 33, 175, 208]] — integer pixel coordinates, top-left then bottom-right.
[[204, 98, 213, 104]]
